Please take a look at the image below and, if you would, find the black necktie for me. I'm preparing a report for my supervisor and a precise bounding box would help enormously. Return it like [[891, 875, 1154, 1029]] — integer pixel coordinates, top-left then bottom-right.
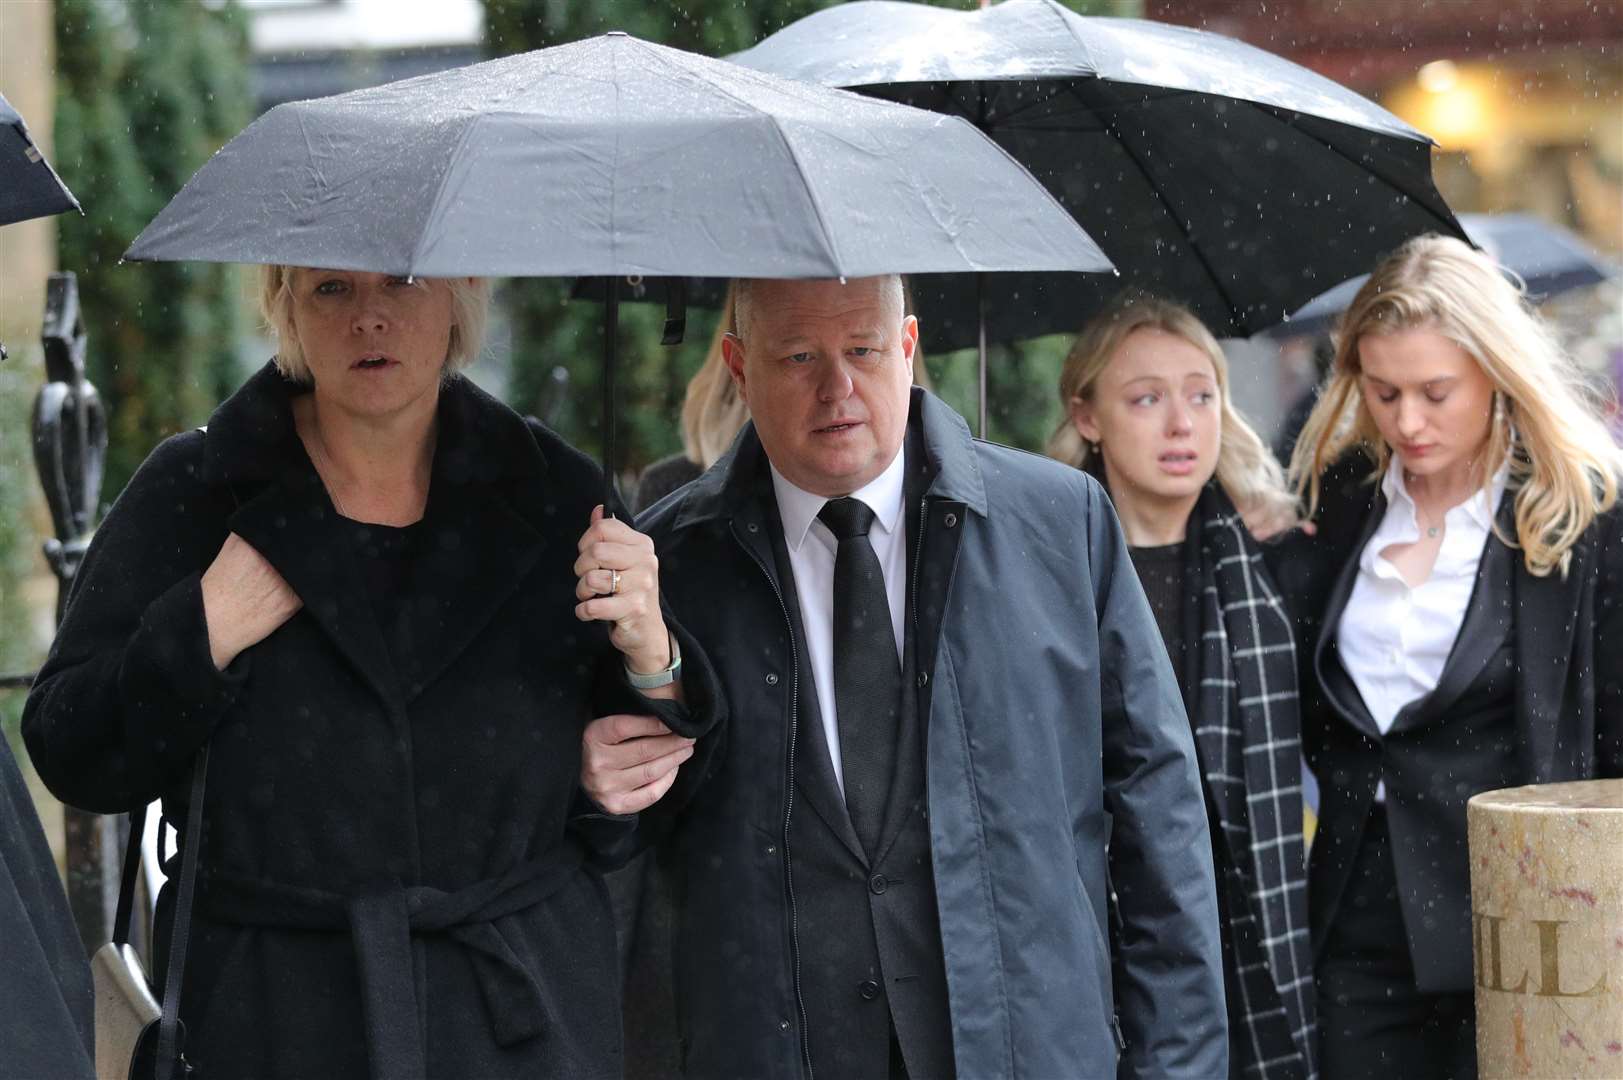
[[817, 496, 902, 858]]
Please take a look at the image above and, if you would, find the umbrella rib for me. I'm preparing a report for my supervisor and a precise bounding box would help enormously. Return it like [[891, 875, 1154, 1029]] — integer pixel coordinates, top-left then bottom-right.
[[1065, 78, 1247, 332], [633, 37, 845, 273], [763, 117, 845, 276], [1252, 102, 1465, 240], [407, 115, 485, 276], [1044, 0, 1103, 78]]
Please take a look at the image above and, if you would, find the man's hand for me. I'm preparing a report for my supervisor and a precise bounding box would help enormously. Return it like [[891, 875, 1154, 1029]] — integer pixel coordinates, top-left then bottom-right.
[[581, 714, 696, 815], [201, 532, 303, 670]]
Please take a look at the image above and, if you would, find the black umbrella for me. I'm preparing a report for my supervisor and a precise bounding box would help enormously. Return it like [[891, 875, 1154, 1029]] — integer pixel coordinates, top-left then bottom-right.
[[1268, 213, 1621, 339], [0, 91, 80, 227], [124, 32, 1110, 495], [732, 0, 1468, 431]]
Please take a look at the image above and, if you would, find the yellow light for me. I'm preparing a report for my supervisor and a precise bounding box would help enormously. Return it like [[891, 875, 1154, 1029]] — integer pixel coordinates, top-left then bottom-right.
[[1387, 64, 1500, 152], [1418, 60, 1460, 94]]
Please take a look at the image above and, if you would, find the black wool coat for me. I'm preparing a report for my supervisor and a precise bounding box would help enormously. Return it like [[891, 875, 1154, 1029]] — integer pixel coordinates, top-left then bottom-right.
[[23, 362, 718, 1080], [1268, 453, 1623, 991]]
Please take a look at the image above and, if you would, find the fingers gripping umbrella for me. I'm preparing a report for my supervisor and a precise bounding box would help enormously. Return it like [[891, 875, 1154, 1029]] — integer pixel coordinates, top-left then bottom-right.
[[124, 32, 1111, 496], [732, 0, 1468, 431], [0, 91, 81, 228]]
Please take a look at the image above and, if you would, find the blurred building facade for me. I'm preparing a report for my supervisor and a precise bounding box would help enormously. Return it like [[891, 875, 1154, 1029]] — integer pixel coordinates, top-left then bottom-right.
[[245, 0, 484, 110], [1149, 0, 1622, 255]]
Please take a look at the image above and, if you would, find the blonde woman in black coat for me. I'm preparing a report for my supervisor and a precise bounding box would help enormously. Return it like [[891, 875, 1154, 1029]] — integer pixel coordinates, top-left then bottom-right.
[[1050, 293, 1316, 1080], [1278, 235, 1623, 1079], [24, 267, 717, 1079]]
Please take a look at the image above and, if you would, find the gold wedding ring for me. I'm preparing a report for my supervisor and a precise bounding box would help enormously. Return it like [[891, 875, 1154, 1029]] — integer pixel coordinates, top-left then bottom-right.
[[609, 568, 621, 596]]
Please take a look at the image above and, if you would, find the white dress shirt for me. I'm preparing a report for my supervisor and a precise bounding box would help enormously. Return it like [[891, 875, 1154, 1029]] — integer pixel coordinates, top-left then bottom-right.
[[1337, 457, 1509, 798], [771, 448, 909, 800]]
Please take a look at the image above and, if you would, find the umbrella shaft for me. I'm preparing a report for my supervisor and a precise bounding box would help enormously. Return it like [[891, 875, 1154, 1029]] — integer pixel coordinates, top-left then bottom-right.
[[977, 272, 988, 440], [603, 279, 618, 509]]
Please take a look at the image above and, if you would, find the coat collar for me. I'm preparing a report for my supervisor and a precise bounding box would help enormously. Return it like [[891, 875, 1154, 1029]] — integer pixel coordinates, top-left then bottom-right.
[[199, 362, 549, 709], [200, 361, 550, 496], [1386, 490, 1516, 735], [673, 387, 987, 534], [1313, 478, 1387, 740]]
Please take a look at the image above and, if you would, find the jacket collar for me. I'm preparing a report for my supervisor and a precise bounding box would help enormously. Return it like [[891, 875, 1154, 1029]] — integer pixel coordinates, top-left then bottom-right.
[[199, 361, 549, 710], [673, 387, 987, 534]]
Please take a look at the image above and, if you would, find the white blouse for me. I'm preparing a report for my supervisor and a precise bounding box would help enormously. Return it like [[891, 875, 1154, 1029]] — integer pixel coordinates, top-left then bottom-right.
[[1337, 457, 1509, 755]]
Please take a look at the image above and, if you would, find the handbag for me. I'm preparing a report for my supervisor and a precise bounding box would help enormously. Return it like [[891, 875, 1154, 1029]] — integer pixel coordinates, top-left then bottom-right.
[[91, 748, 209, 1080]]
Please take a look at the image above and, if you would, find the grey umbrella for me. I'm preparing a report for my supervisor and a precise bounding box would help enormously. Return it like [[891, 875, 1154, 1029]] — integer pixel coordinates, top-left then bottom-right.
[[731, 0, 1467, 432], [124, 32, 1110, 491], [1268, 213, 1621, 339], [0, 91, 80, 227]]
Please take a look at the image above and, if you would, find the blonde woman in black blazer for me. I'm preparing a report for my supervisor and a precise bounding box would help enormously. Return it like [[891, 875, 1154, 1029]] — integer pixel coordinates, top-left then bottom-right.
[[1273, 235, 1623, 1080]]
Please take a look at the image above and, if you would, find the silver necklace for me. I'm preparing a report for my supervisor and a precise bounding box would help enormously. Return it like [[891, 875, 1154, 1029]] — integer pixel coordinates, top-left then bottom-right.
[[306, 424, 351, 518]]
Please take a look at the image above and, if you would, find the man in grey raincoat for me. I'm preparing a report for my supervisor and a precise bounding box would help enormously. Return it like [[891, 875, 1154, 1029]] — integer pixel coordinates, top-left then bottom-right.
[[584, 275, 1226, 1079]]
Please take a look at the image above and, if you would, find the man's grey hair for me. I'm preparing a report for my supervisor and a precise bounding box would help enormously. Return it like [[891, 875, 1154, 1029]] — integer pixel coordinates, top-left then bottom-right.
[[731, 275, 906, 343]]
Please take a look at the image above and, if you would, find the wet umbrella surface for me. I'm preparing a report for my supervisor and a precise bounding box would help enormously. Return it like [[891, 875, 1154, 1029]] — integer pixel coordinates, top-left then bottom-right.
[[0, 91, 81, 228], [123, 31, 1107, 281], [123, 31, 1110, 485], [732, 0, 1469, 348], [1272, 212, 1621, 339]]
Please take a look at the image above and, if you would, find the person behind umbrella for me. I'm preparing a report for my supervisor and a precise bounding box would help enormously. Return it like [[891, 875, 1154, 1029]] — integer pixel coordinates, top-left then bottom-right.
[[1273, 234, 1623, 1080], [1049, 292, 1316, 1080], [22, 266, 718, 1079], [633, 284, 750, 514], [583, 274, 1227, 1079]]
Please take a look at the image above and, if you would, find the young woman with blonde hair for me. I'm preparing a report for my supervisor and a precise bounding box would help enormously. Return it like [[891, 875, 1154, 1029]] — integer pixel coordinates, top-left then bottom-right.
[[1050, 292, 1316, 1080], [1277, 234, 1623, 1079]]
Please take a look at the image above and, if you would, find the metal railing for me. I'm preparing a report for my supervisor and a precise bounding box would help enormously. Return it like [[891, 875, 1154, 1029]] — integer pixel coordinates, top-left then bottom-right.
[[5, 271, 120, 950]]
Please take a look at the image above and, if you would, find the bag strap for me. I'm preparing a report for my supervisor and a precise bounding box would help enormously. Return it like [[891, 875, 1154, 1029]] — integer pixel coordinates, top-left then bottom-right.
[[154, 747, 208, 1080], [107, 423, 225, 1077], [112, 802, 147, 948]]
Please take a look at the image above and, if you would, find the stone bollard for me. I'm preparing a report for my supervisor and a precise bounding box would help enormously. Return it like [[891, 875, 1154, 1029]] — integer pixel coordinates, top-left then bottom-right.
[[1468, 779, 1622, 1078]]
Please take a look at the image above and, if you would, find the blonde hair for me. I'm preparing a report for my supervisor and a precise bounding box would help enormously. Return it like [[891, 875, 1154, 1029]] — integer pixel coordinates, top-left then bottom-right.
[[1047, 292, 1298, 527], [1289, 234, 1623, 577], [681, 283, 752, 468], [259, 266, 491, 383]]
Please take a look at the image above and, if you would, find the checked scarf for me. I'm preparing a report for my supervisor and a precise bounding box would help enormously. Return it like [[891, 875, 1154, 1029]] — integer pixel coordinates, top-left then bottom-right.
[[1193, 486, 1316, 1080]]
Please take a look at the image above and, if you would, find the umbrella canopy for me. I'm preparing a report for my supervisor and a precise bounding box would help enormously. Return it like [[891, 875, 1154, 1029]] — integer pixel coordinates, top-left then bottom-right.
[[1269, 213, 1621, 339], [0, 91, 80, 226], [123, 32, 1108, 281], [124, 32, 1109, 493], [731, 0, 1467, 346]]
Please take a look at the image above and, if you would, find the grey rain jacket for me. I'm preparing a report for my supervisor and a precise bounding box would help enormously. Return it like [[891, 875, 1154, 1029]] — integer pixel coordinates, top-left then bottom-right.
[[638, 389, 1226, 1079]]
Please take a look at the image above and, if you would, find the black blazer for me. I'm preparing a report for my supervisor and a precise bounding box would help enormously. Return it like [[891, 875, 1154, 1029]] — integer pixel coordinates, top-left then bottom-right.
[[1269, 454, 1623, 993]]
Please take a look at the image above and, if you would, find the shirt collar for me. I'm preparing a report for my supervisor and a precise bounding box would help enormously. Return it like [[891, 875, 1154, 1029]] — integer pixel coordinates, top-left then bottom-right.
[[770, 445, 907, 553], [1379, 453, 1511, 534]]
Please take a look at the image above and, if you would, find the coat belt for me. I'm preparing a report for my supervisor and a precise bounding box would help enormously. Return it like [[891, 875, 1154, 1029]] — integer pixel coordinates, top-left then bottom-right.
[[198, 842, 586, 1080]]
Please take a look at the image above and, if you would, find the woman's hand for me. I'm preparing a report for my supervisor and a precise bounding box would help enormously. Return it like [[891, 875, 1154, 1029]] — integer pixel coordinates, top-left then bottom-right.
[[574, 505, 672, 676], [1242, 501, 1316, 543], [200, 532, 303, 670], [580, 714, 695, 815]]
